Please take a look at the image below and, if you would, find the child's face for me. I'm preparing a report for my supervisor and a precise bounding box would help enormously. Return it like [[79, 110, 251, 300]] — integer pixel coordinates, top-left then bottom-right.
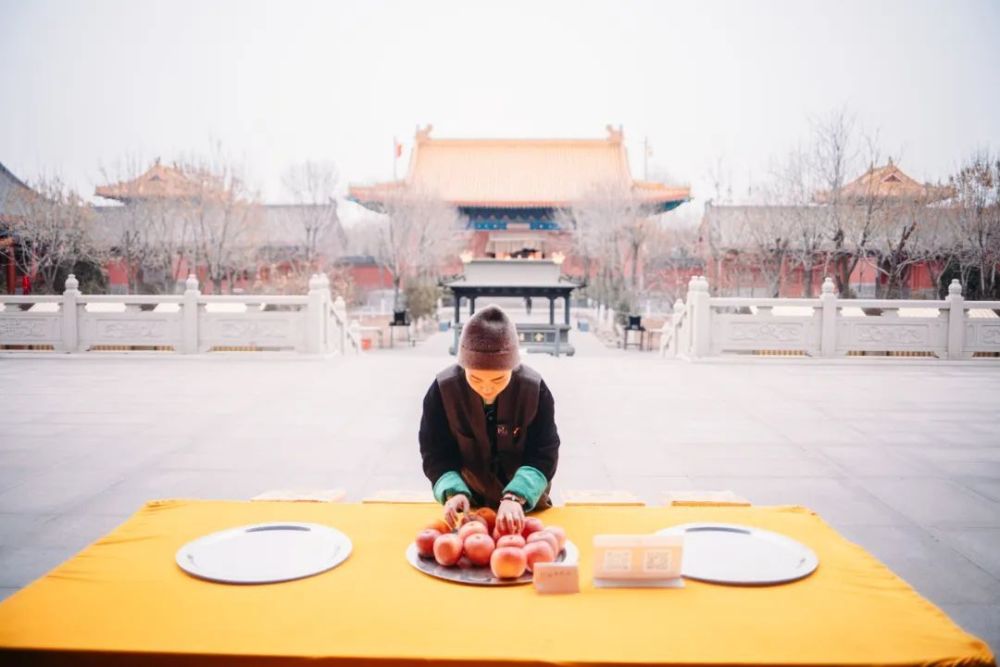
[[463, 368, 513, 405]]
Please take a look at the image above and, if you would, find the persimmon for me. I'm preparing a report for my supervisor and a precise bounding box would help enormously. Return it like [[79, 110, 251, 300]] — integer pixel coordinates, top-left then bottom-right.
[[425, 519, 451, 534], [474, 507, 497, 533]]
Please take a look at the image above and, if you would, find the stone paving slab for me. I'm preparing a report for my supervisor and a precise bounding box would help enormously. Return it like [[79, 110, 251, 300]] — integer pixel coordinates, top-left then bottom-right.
[[0, 328, 998, 650]]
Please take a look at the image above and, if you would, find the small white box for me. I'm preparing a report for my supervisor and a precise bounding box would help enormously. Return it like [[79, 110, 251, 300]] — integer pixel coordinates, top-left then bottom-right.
[[592, 534, 685, 589], [533, 563, 580, 594]]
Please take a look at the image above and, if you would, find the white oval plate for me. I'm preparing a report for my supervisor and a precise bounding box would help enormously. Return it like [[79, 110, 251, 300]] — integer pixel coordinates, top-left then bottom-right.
[[176, 522, 352, 584], [406, 540, 579, 586], [657, 523, 818, 585]]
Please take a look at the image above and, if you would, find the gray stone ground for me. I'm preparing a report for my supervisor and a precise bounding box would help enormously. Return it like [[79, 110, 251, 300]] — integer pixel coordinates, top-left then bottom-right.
[[1, 327, 998, 650]]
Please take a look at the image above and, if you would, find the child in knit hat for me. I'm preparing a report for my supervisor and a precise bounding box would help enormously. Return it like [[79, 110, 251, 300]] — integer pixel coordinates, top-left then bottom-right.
[[418, 304, 561, 534]]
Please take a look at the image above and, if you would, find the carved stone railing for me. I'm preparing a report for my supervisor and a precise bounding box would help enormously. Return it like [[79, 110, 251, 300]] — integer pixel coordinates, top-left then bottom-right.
[[0, 274, 360, 355], [664, 276, 1000, 360], [659, 297, 689, 357]]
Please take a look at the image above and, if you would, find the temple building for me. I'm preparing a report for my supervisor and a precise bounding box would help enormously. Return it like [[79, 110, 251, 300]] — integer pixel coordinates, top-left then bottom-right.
[[348, 125, 691, 272], [701, 160, 958, 299], [94, 160, 346, 294], [0, 162, 38, 294]]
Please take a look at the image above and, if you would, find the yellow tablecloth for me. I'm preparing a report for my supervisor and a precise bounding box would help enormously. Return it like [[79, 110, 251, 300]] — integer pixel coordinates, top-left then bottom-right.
[[0, 500, 993, 666]]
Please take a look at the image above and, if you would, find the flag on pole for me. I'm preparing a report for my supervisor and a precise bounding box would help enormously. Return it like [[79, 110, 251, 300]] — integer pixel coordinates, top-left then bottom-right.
[[392, 137, 403, 180]]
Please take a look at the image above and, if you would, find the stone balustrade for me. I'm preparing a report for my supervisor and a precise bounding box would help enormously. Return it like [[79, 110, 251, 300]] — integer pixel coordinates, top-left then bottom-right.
[[0, 274, 360, 355], [661, 277, 1000, 360]]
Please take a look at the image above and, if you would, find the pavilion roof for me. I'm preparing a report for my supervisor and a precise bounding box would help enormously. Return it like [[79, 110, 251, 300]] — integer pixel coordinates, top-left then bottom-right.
[[95, 159, 208, 202], [349, 125, 690, 210], [443, 259, 578, 290], [814, 161, 954, 204], [0, 161, 38, 219]]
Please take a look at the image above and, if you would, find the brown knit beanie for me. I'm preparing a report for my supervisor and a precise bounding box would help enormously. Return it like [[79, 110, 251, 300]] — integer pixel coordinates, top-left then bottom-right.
[[458, 305, 521, 370]]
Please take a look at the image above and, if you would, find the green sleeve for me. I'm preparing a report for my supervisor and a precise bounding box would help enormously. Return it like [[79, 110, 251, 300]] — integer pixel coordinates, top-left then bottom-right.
[[503, 465, 548, 512], [433, 470, 472, 504]]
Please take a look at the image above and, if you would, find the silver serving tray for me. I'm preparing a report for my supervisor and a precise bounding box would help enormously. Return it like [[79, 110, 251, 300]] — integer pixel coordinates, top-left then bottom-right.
[[406, 540, 579, 586], [176, 522, 352, 584], [657, 522, 818, 585]]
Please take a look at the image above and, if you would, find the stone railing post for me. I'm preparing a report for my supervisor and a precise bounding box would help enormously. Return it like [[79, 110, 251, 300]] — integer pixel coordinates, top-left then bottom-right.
[[662, 296, 685, 357], [350, 319, 361, 352], [820, 277, 837, 358], [61, 274, 80, 353], [182, 273, 200, 354], [684, 277, 697, 357], [306, 273, 327, 355], [319, 273, 333, 353], [332, 295, 348, 354], [946, 279, 965, 360], [690, 276, 711, 358]]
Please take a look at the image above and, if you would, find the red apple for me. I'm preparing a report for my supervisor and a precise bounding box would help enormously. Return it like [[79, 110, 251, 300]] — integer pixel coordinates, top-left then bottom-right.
[[458, 521, 488, 541], [542, 526, 567, 551], [433, 533, 463, 567], [521, 517, 545, 538], [490, 546, 527, 579], [527, 530, 559, 556], [523, 541, 556, 572], [460, 512, 487, 528], [415, 529, 441, 558], [463, 533, 495, 566], [494, 517, 520, 538], [497, 534, 526, 549]]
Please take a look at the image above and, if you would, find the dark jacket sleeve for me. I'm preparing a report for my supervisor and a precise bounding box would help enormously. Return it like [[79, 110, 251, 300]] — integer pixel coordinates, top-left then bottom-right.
[[522, 379, 559, 480], [418, 380, 463, 484]]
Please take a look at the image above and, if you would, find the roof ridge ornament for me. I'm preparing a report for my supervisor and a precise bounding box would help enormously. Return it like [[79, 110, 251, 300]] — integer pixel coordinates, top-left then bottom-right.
[[415, 124, 433, 142]]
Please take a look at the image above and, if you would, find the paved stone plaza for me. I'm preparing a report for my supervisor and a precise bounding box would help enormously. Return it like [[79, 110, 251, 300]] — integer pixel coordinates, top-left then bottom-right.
[[1, 329, 998, 648]]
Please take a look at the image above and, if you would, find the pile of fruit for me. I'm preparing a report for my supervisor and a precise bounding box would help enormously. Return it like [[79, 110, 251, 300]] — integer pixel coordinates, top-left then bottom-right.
[[414, 508, 567, 580]]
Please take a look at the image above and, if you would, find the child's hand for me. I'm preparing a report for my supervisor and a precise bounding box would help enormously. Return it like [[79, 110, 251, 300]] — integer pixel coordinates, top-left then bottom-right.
[[443, 493, 470, 529], [497, 499, 525, 535]]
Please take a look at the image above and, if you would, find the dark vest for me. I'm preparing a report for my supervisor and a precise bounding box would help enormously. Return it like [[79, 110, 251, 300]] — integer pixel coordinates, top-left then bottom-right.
[[435, 364, 550, 508]]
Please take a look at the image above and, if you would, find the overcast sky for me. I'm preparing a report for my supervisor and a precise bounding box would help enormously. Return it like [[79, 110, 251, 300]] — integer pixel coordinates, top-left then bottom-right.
[[1, 0, 997, 220]]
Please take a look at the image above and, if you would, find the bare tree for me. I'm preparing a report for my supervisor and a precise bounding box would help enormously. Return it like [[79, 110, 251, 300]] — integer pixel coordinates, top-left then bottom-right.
[[643, 224, 700, 304], [281, 160, 345, 270], [910, 204, 959, 298], [762, 148, 827, 296], [177, 148, 263, 294], [8, 175, 102, 294], [864, 199, 921, 298], [97, 157, 195, 294], [705, 154, 734, 204], [810, 110, 881, 298], [99, 158, 156, 293], [950, 151, 1000, 299], [564, 183, 647, 313], [554, 205, 600, 294], [375, 187, 461, 309], [743, 208, 792, 297]]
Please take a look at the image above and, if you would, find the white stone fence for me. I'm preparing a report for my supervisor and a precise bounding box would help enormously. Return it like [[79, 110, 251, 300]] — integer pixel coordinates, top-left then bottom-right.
[[661, 276, 1000, 360], [0, 274, 361, 355]]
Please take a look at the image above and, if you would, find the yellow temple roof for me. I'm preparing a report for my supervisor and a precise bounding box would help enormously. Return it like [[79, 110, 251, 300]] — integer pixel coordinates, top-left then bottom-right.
[[349, 125, 690, 209], [814, 160, 954, 204], [95, 159, 208, 201]]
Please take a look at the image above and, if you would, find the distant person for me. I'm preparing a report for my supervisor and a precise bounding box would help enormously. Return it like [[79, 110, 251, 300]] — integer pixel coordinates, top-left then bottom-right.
[[418, 305, 560, 535]]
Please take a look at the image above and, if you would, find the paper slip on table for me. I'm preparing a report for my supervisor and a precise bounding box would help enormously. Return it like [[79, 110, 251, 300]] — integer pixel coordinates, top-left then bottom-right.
[[0, 500, 994, 667]]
